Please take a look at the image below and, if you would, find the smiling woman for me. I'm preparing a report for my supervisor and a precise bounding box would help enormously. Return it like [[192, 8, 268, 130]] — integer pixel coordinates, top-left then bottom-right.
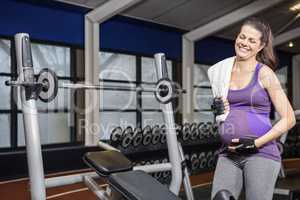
[[210, 17, 296, 200]]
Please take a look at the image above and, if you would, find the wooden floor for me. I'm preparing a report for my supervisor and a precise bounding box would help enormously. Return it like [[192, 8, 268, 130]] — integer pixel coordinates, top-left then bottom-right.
[[1, 159, 299, 200]]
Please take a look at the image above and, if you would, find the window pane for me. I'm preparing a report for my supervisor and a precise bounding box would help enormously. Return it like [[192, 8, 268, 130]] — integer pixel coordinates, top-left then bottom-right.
[[193, 111, 214, 123], [193, 64, 210, 86], [0, 114, 10, 147], [31, 43, 70, 77], [0, 39, 11, 73], [99, 52, 136, 81], [0, 76, 10, 109], [100, 83, 137, 109], [99, 112, 136, 140], [142, 112, 164, 127], [142, 57, 172, 82], [18, 113, 71, 146], [141, 83, 161, 109], [194, 87, 213, 110]]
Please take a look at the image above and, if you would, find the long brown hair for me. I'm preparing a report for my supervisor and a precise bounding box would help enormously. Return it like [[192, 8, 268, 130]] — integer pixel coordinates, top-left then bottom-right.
[[240, 17, 277, 70]]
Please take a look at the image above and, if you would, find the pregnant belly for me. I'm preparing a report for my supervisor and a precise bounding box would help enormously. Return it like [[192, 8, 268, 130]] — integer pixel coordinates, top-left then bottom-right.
[[219, 110, 272, 144]]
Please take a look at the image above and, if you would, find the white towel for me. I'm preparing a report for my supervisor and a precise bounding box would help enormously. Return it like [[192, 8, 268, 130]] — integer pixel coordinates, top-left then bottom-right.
[[207, 56, 235, 123]]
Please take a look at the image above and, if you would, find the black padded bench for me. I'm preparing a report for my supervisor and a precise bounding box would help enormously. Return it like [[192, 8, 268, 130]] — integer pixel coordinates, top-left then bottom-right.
[[84, 150, 181, 200]]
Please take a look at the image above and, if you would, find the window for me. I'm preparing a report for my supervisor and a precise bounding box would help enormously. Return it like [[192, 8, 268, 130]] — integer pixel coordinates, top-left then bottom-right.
[[0, 39, 11, 148], [193, 63, 214, 123], [99, 52, 137, 140], [141, 57, 172, 127], [17, 43, 72, 146], [99, 54, 174, 140]]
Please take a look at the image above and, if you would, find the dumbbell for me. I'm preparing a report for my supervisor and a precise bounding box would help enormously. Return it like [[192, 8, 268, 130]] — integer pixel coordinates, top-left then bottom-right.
[[175, 123, 182, 137], [211, 122, 219, 138], [295, 141, 300, 157], [161, 158, 170, 180], [199, 152, 207, 169], [206, 122, 213, 137], [197, 122, 205, 140], [121, 126, 134, 148], [160, 124, 167, 144], [198, 122, 210, 138], [206, 151, 215, 168], [110, 127, 123, 146], [151, 125, 161, 145], [214, 150, 219, 167], [190, 153, 200, 172], [142, 125, 152, 146], [190, 123, 199, 141], [182, 123, 191, 141], [153, 160, 162, 179], [132, 127, 143, 147]]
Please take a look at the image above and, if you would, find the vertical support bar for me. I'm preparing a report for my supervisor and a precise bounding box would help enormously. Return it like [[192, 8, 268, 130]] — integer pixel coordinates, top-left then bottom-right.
[[15, 33, 46, 200], [85, 18, 100, 146], [154, 53, 182, 195], [178, 143, 195, 200], [182, 37, 194, 122]]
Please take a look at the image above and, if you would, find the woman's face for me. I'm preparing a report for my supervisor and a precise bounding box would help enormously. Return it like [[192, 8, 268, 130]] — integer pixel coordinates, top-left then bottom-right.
[[235, 25, 264, 60]]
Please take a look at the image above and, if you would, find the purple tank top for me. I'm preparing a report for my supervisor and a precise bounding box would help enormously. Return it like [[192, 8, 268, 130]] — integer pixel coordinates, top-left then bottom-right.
[[219, 63, 281, 162]]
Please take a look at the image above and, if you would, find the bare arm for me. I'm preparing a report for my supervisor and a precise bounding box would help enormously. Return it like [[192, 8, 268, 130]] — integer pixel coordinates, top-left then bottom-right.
[[255, 66, 296, 148]]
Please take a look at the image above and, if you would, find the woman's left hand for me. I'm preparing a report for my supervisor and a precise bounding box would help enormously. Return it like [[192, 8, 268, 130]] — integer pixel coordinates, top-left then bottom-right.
[[228, 138, 258, 154]]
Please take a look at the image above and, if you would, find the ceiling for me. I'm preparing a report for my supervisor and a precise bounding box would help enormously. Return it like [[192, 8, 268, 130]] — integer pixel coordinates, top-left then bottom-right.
[[55, 0, 300, 54]]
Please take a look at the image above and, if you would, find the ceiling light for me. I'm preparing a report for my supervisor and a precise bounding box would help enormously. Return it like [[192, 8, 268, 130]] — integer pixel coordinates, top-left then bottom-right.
[[288, 41, 294, 48], [290, 3, 300, 11]]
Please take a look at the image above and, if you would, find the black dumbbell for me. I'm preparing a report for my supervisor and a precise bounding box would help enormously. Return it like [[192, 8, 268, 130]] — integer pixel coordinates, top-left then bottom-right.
[[121, 126, 134, 148], [110, 127, 123, 146], [132, 127, 143, 147], [206, 122, 213, 137], [160, 124, 167, 144], [175, 123, 182, 137], [211, 122, 219, 137], [151, 125, 161, 145], [198, 122, 210, 138], [190, 123, 199, 141], [206, 151, 214, 168], [142, 125, 152, 146], [182, 123, 191, 141], [212, 150, 219, 167], [197, 122, 204, 140], [199, 152, 207, 169], [153, 160, 162, 179], [190, 153, 200, 172]]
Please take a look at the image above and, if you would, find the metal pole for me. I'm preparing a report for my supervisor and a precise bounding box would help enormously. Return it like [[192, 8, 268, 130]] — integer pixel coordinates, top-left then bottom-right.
[[178, 143, 195, 200], [15, 33, 46, 200], [154, 53, 182, 195]]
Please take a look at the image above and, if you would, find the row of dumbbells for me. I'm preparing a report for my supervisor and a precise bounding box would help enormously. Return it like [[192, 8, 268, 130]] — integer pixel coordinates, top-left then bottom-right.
[[282, 134, 300, 158], [110, 122, 219, 149], [131, 150, 218, 184]]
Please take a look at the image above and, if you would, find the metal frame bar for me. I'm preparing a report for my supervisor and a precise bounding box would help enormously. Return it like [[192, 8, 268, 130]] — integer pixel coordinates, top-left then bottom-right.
[[15, 33, 46, 200], [84, 0, 142, 146], [274, 27, 300, 46]]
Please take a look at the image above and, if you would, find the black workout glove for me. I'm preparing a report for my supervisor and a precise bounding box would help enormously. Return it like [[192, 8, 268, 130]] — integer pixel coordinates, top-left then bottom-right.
[[211, 97, 225, 116], [230, 138, 258, 154]]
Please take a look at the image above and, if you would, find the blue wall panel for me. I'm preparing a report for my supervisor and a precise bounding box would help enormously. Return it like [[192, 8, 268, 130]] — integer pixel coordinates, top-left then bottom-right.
[[0, 0, 294, 66]]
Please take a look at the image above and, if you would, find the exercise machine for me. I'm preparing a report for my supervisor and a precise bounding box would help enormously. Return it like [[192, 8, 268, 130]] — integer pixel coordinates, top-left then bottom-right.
[[8, 33, 196, 200]]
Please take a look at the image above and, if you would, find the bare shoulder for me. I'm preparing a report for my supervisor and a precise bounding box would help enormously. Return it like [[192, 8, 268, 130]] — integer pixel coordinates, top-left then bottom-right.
[[258, 65, 280, 89]]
